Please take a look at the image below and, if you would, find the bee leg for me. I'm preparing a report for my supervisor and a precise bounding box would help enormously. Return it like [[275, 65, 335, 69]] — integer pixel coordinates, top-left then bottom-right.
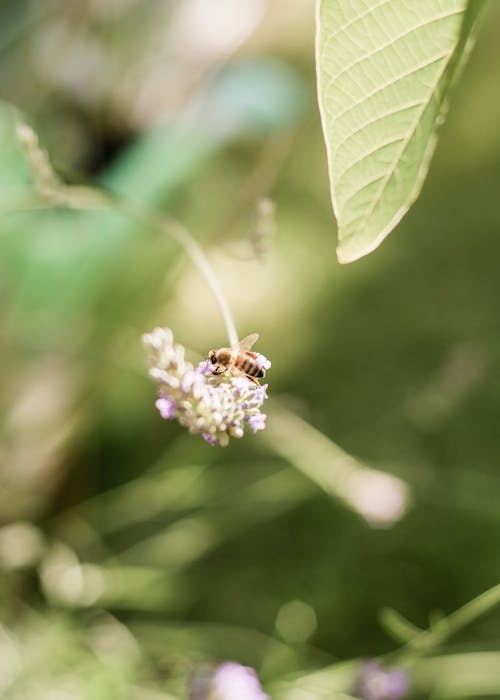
[[245, 374, 260, 386]]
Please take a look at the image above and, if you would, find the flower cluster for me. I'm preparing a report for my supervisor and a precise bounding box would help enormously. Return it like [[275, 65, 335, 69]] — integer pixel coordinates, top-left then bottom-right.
[[354, 660, 408, 700], [189, 662, 269, 700], [143, 328, 269, 446]]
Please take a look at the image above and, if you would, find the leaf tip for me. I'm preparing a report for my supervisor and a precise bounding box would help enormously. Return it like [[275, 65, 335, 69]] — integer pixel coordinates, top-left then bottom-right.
[[336, 236, 381, 264]]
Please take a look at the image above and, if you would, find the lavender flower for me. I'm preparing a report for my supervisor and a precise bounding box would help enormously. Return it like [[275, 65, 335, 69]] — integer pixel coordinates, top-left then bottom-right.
[[143, 328, 270, 446], [189, 662, 269, 700], [355, 660, 408, 700], [155, 397, 176, 419], [247, 413, 267, 434]]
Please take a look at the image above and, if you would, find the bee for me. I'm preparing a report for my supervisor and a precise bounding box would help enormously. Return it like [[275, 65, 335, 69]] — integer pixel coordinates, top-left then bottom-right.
[[208, 333, 267, 385]]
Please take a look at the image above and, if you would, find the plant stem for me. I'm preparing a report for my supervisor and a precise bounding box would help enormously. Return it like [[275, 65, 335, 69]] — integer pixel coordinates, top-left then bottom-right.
[[14, 121, 240, 348], [168, 219, 238, 350], [4, 188, 240, 351], [132, 206, 240, 350], [391, 583, 500, 662]]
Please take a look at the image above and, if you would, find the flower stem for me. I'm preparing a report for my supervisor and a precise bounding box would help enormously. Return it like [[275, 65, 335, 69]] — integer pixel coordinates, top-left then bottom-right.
[[13, 121, 240, 349], [117, 201, 240, 350]]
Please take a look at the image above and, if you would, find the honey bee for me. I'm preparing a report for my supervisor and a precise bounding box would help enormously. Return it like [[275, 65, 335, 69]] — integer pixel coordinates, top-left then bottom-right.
[[208, 333, 267, 385]]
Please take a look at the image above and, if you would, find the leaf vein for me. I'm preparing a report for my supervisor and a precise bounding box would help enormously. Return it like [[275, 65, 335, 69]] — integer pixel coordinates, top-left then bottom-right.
[[325, 8, 463, 88], [322, 0, 391, 49], [331, 51, 450, 122], [336, 135, 405, 181], [340, 173, 386, 212], [347, 41, 458, 236], [332, 100, 423, 162]]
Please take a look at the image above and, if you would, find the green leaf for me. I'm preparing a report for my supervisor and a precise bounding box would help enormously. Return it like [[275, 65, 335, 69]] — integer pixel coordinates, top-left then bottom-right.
[[316, 0, 482, 263]]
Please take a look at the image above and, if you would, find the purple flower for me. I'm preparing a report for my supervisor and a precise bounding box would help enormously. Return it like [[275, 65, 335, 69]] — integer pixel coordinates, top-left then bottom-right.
[[181, 370, 203, 393], [213, 663, 269, 700], [386, 670, 408, 699], [256, 383, 268, 402], [202, 432, 218, 446], [246, 413, 267, 434], [143, 328, 271, 447], [155, 397, 176, 420], [231, 377, 251, 396], [355, 660, 408, 700], [197, 359, 213, 375], [188, 662, 269, 700]]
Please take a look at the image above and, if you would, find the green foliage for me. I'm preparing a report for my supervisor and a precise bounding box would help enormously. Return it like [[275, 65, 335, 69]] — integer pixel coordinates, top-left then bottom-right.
[[316, 0, 482, 262]]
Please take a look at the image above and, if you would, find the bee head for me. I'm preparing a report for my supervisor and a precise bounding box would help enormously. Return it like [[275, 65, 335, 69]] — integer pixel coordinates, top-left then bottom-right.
[[217, 349, 232, 364], [209, 350, 218, 365]]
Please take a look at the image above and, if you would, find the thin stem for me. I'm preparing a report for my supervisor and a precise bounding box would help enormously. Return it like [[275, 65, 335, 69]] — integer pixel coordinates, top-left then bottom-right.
[[388, 583, 500, 663], [3, 188, 240, 350], [126, 204, 240, 350], [14, 122, 239, 348]]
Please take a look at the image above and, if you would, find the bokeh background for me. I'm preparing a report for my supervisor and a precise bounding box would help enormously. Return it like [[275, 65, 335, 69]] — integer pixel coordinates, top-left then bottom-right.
[[1, 0, 500, 698]]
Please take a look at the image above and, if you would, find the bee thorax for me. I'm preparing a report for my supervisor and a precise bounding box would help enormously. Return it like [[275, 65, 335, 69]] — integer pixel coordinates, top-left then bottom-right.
[[216, 349, 233, 365]]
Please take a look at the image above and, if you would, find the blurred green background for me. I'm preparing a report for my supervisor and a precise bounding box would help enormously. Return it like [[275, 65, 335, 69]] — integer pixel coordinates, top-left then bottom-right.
[[1, 1, 500, 698]]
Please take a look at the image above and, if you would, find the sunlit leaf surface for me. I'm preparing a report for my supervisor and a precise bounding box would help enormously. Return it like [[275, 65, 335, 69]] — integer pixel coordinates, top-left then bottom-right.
[[316, 0, 474, 262]]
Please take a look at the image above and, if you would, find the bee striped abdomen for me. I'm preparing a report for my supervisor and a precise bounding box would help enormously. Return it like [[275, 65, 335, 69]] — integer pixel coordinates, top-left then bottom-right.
[[240, 357, 252, 372], [248, 363, 264, 378], [235, 356, 263, 378]]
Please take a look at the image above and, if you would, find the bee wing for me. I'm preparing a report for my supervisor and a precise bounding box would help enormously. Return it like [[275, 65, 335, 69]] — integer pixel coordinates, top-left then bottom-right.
[[238, 333, 259, 352]]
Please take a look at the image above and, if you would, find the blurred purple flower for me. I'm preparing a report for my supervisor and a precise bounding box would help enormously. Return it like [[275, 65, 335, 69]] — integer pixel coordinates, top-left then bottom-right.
[[247, 412, 267, 434], [355, 660, 408, 700], [155, 397, 176, 420], [189, 662, 269, 700], [202, 432, 218, 446], [255, 384, 268, 402], [232, 376, 251, 396], [213, 663, 269, 700], [197, 359, 213, 375]]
